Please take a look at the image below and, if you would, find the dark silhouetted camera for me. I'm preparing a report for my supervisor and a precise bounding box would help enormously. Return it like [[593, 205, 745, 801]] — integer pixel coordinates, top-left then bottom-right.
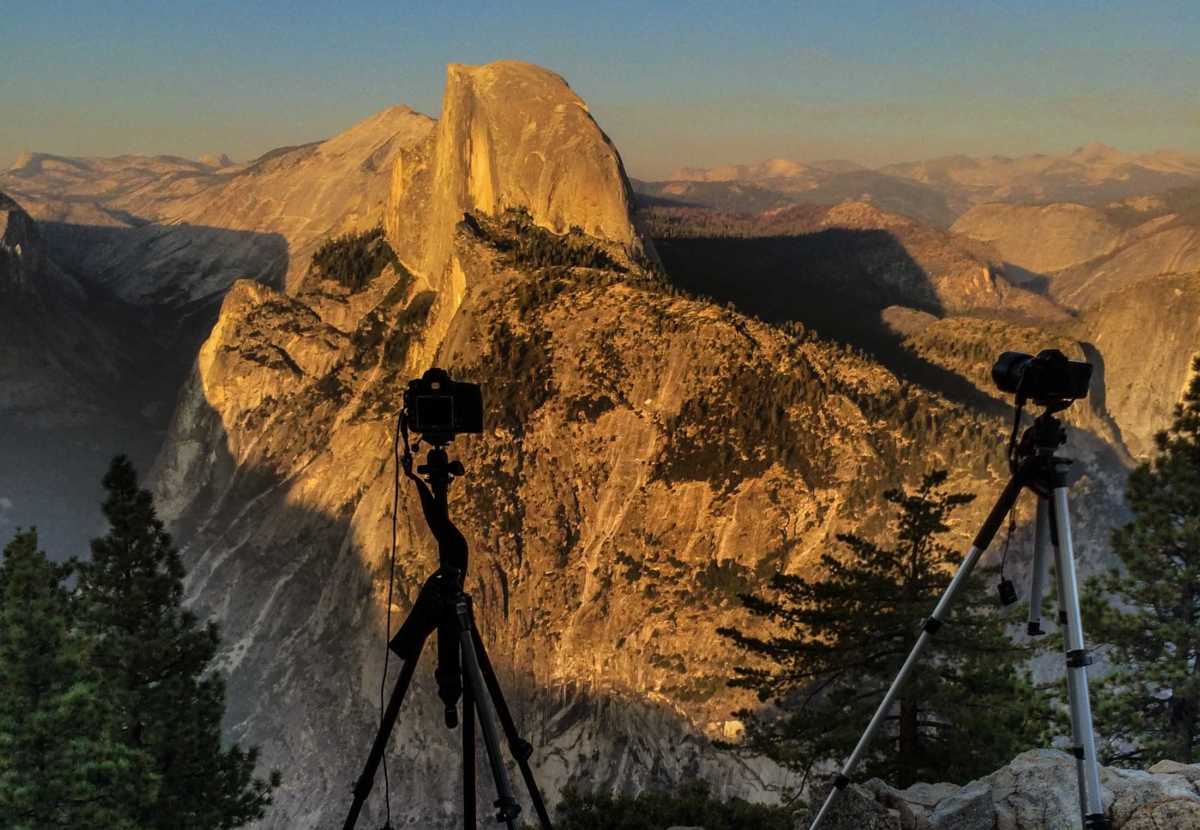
[[991, 349, 1092, 405], [403, 368, 484, 443]]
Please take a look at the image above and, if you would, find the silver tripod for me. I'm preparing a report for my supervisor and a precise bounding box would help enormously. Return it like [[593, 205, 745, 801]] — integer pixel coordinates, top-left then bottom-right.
[[808, 404, 1110, 830]]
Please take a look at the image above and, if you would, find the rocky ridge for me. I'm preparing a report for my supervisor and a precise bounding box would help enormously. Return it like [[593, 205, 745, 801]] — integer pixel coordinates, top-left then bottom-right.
[[1, 106, 434, 306], [952, 200, 1200, 311], [640, 144, 1200, 229]]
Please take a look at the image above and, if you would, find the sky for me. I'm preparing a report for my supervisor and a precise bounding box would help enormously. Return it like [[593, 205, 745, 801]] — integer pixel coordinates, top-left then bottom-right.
[[2, 1, 1197, 180]]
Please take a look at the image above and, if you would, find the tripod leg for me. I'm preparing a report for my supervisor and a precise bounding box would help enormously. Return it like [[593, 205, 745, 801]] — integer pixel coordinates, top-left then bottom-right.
[[1027, 498, 1051, 636], [455, 598, 520, 828], [1049, 486, 1109, 829], [1048, 516, 1087, 820], [463, 666, 477, 829], [809, 474, 1026, 830], [472, 626, 555, 829], [1049, 521, 1088, 820], [344, 655, 421, 830]]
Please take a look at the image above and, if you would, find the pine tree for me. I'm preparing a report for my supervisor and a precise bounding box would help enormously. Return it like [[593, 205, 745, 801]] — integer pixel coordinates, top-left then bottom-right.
[[76, 456, 279, 829], [718, 470, 1049, 788], [1084, 357, 1200, 765], [0, 528, 150, 829]]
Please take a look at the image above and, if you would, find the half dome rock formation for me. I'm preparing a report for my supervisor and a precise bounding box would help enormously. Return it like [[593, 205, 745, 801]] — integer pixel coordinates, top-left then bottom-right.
[[386, 60, 650, 295]]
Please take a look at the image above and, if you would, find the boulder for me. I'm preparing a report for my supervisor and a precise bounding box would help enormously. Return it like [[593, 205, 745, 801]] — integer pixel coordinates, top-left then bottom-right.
[[1121, 797, 1200, 829], [814, 750, 1200, 830]]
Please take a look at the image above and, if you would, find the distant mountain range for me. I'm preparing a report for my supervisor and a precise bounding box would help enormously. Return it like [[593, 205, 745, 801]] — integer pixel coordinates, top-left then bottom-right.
[[634, 143, 1200, 226]]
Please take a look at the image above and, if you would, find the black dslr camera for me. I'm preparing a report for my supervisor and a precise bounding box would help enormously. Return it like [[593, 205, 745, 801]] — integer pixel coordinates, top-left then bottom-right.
[[403, 368, 484, 444], [991, 349, 1092, 406]]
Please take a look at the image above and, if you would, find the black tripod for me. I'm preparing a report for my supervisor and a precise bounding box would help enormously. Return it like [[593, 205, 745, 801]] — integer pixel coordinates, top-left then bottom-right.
[[809, 401, 1110, 830], [343, 434, 554, 830]]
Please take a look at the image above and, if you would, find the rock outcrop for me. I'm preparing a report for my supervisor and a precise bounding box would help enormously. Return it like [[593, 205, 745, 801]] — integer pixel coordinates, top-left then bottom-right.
[[800, 749, 1200, 830], [386, 60, 650, 297], [1, 190, 49, 291]]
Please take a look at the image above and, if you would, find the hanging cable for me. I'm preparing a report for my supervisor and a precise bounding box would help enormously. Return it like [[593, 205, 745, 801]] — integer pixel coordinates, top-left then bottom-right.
[[378, 410, 405, 828]]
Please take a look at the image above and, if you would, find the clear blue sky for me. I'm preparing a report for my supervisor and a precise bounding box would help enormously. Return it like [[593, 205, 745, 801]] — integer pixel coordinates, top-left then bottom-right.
[[2, 0, 1196, 178]]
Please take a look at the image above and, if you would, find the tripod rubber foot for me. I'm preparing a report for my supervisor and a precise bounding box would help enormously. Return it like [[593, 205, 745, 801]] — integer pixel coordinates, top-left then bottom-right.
[[444, 706, 458, 729], [1027, 622, 1044, 636], [1084, 815, 1110, 830]]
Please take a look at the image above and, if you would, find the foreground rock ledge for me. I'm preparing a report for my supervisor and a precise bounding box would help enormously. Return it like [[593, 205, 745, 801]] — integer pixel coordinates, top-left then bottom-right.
[[797, 749, 1200, 829]]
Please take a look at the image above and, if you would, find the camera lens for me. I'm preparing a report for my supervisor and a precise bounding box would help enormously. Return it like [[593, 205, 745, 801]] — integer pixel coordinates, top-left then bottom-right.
[[992, 352, 1033, 395]]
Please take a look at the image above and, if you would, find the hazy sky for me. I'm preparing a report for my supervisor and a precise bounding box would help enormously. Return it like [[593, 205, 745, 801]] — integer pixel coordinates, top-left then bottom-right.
[[2, 1, 1197, 179]]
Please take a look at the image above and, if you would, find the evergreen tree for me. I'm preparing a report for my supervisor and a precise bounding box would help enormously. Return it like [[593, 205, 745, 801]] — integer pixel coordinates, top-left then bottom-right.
[[76, 456, 279, 829], [0, 528, 150, 829], [1084, 357, 1200, 765], [718, 470, 1049, 788]]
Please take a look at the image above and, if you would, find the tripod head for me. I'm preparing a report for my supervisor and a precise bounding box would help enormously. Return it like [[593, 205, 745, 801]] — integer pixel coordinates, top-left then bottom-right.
[[1006, 394, 1073, 475], [414, 442, 466, 493]]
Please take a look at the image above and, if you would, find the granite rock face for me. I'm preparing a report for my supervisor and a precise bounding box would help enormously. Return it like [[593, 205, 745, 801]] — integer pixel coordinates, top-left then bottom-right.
[[386, 60, 649, 298], [1077, 272, 1200, 459]]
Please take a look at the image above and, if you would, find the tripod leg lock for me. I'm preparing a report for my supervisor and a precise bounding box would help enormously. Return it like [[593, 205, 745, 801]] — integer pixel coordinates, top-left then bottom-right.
[[921, 617, 944, 635], [1066, 649, 1094, 668], [513, 738, 534, 761], [495, 796, 522, 822], [833, 774, 850, 790]]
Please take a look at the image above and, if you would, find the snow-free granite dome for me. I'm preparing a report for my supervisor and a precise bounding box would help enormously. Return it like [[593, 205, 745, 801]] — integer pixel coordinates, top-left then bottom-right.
[[386, 60, 647, 286]]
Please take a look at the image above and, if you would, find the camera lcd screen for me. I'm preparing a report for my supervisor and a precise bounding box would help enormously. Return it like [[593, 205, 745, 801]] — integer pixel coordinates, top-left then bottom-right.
[[417, 396, 454, 431]]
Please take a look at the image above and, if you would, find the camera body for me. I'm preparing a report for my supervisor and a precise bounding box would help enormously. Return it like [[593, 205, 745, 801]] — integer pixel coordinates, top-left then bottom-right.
[[403, 368, 484, 443], [991, 349, 1092, 405]]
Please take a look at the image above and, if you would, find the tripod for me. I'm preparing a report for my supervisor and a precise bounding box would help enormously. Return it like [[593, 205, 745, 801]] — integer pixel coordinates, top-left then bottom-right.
[[809, 403, 1110, 830], [343, 434, 554, 830]]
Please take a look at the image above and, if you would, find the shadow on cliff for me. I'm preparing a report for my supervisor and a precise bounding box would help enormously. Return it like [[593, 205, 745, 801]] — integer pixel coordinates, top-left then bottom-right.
[[1, 219, 289, 562], [653, 229, 1007, 416], [158, 388, 768, 830], [39, 219, 289, 307], [36, 217, 291, 419]]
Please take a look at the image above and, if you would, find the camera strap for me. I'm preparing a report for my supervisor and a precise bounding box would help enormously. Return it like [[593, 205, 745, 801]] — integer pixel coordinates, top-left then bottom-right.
[[1006, 393, 1026, 475]]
